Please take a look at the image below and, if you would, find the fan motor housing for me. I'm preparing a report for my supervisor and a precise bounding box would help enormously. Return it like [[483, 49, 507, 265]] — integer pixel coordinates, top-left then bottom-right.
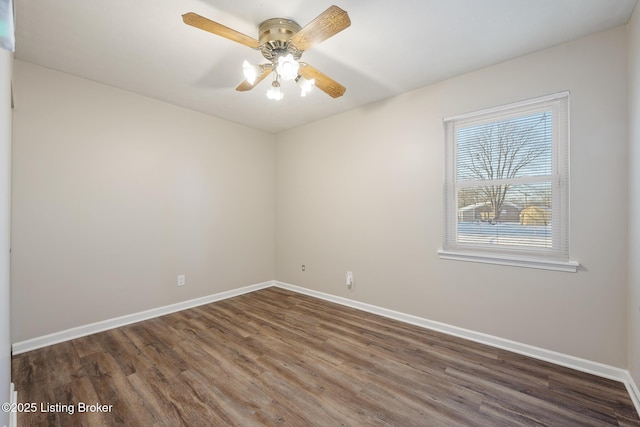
[[258, 18, 302, 61]]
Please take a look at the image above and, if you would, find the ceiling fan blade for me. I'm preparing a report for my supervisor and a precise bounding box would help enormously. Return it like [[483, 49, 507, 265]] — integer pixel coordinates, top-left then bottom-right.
[[182, 12, 260, 49], [299, 64, 346, 98], [290, 6, 350, 51], [236, 66, 273, 91]]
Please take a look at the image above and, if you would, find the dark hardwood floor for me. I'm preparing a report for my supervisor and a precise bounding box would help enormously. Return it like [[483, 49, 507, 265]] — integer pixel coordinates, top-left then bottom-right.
[[12, 287, 640, 426]]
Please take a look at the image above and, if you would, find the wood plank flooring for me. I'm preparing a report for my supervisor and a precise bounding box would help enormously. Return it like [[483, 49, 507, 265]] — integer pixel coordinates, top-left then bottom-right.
[[12, 287, 640, 426]]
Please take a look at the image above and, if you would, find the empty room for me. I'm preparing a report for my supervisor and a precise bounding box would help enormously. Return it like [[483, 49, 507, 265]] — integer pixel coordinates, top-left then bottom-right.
[[1, 0, 640, 425]]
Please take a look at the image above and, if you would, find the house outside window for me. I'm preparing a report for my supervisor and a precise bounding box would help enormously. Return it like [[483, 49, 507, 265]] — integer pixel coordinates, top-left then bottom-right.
[[439, 92, 578, 272]]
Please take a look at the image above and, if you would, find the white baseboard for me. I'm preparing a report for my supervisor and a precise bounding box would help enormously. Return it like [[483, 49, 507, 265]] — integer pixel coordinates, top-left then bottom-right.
[[11, 281, 273, 355], [626, 372, 640, 418], [273, 280, 640, 416]]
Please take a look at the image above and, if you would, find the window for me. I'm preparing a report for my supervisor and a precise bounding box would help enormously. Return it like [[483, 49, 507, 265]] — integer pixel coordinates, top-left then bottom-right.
[[439, 92, 578, 272]]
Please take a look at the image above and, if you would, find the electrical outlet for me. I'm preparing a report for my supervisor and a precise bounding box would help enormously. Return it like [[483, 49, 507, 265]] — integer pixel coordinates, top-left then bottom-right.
[[302, 264, 306, 272], [346, 271, 353, 289], [178, 274, 186, 286]]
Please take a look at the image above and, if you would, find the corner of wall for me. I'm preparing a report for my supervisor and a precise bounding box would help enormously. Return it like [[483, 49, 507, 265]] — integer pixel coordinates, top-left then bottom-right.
[[0, 48, 13, 427], [628, 1, 640, 391]]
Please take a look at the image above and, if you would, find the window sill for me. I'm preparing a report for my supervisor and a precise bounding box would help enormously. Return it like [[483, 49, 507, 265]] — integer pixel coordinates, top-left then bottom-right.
[[437, 249, 579, 272]]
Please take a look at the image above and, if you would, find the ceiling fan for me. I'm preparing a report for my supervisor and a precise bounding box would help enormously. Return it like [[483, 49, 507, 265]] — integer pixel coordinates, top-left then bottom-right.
[[182, 5, 350, 100]]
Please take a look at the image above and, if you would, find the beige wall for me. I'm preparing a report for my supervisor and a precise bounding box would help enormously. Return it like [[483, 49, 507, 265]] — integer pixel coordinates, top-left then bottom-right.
[[1, 49, 12, 427], [276, 27, 629, 367], [11, 61, 275, 342], [629, 4, 640, 386]]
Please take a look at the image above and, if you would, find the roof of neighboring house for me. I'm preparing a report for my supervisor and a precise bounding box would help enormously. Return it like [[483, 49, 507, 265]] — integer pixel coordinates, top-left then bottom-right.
[[458, 201, 522, 212]]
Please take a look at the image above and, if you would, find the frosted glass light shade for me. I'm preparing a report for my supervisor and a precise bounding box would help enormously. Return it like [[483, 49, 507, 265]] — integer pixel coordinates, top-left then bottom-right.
[[266, 81, 283, 100], [242, 60, 259, 84], [276, 54, 299, 81]]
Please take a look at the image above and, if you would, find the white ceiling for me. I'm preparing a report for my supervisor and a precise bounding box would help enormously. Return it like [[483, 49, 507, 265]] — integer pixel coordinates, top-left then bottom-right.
[[14, 0, 638, 134]]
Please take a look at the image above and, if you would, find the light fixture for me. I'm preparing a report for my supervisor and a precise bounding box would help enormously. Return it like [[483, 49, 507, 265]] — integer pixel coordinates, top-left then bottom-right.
[[266, 79, 284, 101], [243, 54, 314, 100], [276, 53, 300, 81], [242, 60, 260, 85], [296, 76, 315, 97]]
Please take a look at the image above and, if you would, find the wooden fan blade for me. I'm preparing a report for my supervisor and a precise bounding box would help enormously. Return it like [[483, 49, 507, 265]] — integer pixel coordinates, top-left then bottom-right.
[[236, 66, 273, 91], [299, 64, 346, 98], [290, 6, 350, 51], [182, 12, 260, 49]]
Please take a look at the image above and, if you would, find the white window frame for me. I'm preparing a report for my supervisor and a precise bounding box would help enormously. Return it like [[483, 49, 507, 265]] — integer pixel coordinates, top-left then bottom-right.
[[438, 92, 579, 272]]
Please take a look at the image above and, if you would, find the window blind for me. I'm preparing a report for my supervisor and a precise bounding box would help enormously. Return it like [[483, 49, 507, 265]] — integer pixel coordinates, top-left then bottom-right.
[[443, 92, 570, 262]]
